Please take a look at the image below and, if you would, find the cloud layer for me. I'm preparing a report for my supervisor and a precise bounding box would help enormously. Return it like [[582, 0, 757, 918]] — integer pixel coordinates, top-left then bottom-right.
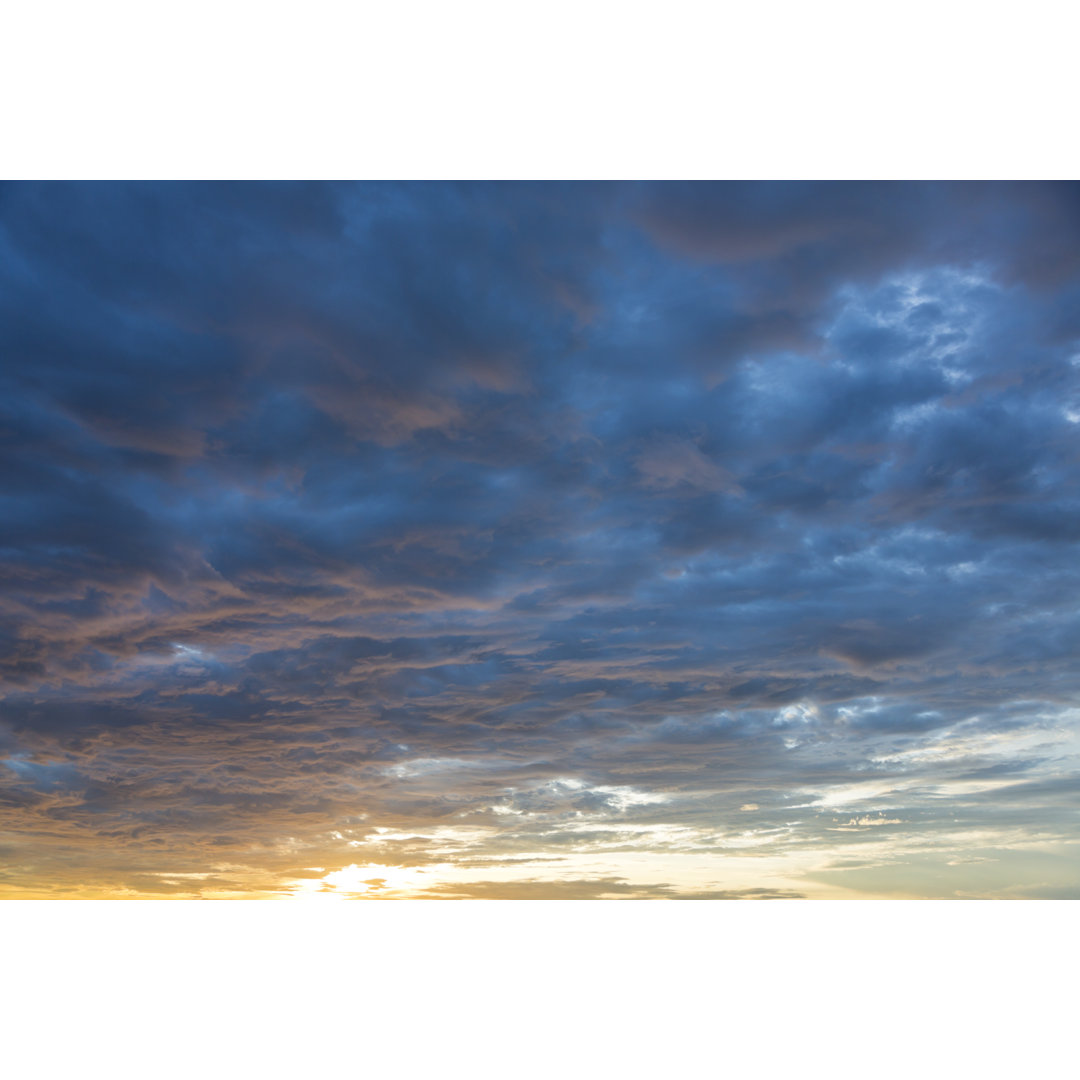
[[2, 181, 1079, 898]]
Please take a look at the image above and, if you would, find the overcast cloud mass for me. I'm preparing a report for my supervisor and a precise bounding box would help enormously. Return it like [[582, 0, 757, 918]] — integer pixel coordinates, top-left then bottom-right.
[[1, 181, 1078, 898]]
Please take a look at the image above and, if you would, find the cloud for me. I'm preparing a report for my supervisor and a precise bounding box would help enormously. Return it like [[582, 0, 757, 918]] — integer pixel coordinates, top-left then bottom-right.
[[635, 438, 744, 495], [1, 182, 1079, 897]]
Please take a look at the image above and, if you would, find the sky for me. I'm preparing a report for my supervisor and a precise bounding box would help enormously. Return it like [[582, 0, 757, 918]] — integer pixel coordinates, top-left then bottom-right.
[[1, 180, 1079, 899]]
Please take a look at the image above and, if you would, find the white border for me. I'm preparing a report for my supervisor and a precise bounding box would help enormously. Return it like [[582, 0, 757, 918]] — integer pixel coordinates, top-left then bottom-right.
[[3, 900, 1076, 1077], [1, 1, 1077, 178]]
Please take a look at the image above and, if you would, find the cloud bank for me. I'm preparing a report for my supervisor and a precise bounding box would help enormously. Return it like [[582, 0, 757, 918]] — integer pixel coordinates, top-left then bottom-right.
[[1, 181, 1078, 898]]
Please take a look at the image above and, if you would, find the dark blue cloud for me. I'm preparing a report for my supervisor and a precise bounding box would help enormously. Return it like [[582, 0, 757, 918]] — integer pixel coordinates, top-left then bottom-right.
[[1, 181, 1079, 898]]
